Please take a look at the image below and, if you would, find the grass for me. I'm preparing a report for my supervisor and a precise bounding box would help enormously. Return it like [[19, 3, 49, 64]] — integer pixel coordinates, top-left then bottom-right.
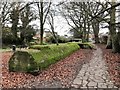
[[29, 43, 80, 70]]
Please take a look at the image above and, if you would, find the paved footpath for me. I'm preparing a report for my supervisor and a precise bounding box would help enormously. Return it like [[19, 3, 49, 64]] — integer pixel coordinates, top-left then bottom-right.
[[71, 46, 119, 89]]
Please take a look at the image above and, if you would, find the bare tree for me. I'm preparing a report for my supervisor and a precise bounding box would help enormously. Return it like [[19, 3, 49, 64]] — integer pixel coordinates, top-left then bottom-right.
[[59, 1, 109, 43], [85, 2, 109, 43], [59, 2, 86, 42], [109, 1, 120, 53], [47, 4, 59, 45], [35, 1, 51, 44], [0, 2, 13, 29], [10, 2, 20, 39]]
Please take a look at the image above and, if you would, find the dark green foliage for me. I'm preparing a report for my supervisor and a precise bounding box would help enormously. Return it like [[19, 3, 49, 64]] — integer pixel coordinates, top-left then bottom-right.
[[2, 25, 35, 45], [20, 5, 36, 44], [19, 25, 36, 44], [9, 51, 39, 75], [2, 27, 15, 44], [46, 36, 70, 43]]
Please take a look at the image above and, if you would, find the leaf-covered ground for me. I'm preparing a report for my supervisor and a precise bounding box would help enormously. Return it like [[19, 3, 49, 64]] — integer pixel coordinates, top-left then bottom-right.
[[1, 49, 93, 88], [99, 44, 120, 87]]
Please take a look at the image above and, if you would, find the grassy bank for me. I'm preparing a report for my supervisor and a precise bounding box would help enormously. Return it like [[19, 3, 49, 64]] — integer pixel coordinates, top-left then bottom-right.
[[29, 43, 80, 70]]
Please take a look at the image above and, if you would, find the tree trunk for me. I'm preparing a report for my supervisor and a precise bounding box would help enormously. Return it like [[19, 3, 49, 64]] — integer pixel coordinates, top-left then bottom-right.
[[40, 2, 44, 45], [111, 1, 120, 53], [11, 22, 18, 43], [112, 32, 120, 53], [106, 35, 112, 49], [37, 2, 51, 45], [40, 23, 44, 45], [52, 33, 59, 45], [86, 21, 90, 42], [51, 24, 59, 45], [107, 1, 118, 52], [94, 35, 100, 43], [92, 20, 100, 43], [0, 22, 2, 48], [86, 8, 90, 42], [82, 4, 87, 43], [48, 12, 59, 46], [95, 22, 100, 43], [82, 20, 86, 43], [10, 7, 19, 44]]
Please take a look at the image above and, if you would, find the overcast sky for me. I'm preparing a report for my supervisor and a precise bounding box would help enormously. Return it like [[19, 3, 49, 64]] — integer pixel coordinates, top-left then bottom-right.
[[30, 15, 71, 36]]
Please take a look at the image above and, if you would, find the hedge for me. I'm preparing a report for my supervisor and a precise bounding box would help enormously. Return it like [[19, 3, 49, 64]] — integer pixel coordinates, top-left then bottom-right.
[[29, 45, 50, 50]]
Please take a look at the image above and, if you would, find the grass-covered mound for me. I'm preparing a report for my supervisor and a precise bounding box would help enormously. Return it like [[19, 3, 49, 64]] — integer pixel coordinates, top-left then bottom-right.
[[30, 43, 80, 70], [9, 43, 80, 75], [9, 42, 93, 75]]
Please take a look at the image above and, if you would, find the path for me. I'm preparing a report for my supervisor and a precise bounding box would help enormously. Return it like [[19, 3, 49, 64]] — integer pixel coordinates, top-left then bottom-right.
[[71, 45, 119, 89]]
